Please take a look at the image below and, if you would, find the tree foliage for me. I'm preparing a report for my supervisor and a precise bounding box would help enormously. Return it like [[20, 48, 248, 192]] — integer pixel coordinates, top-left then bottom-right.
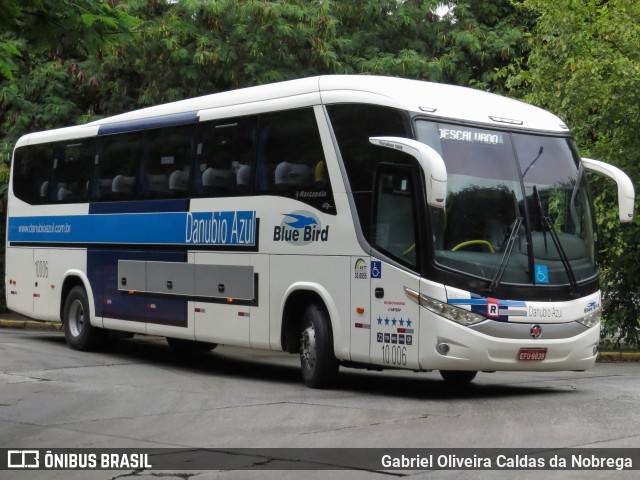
[[1, 0, 527, 161], [81, 0, 527, 112], [505, 0, 640, 346], [0, 0, 137, 161]]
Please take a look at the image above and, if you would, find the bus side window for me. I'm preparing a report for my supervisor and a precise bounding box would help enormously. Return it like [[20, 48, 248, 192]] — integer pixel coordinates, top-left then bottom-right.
[[54, 140, 94, 203], [144, 125, 193, 199], [194, 117, 256, 198], [95, 132, 142, 201], [327, 104, 409, 234], [201, 125, 236, 196], [12, 145, 52, 205], [256, 108, 335, 213], [258, 110, 315, 192], [372, 164, 419, 269], [14, 141, 94, 205]]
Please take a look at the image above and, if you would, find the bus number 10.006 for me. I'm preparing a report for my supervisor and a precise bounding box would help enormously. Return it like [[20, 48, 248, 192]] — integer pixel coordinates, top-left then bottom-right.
[[35, 260, 49, 278], [382, 345, 407, 366]]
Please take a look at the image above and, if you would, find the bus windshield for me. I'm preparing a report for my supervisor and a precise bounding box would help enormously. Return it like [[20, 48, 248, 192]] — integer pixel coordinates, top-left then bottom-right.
[[415, 121, 597, 288]]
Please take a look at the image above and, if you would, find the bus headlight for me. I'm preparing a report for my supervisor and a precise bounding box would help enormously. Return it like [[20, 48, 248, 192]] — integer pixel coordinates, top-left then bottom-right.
[[404, 288, 485, 326], [577, 305, 602, 329]]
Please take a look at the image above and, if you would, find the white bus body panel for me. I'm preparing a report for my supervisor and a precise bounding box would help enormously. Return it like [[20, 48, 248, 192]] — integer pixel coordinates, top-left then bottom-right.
[[349, 255, 371, 364], [6, 247, 94, 324], [5, 247, 36, 318], [270, 255, 351, 359], [13, 125, 100, 148], [191, 252, 252, 348], [198, 93, 322, 123], [93, 77, 322, 128], [369, 263, 421, 370]]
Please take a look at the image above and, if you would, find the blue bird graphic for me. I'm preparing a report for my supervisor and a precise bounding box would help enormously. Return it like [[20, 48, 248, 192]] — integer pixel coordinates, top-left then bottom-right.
[[282, 213, 317, 228]]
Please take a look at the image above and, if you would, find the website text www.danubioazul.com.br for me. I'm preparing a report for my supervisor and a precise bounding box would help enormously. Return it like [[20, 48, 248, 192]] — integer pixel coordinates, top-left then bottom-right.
[[18, 222, 71, 234]]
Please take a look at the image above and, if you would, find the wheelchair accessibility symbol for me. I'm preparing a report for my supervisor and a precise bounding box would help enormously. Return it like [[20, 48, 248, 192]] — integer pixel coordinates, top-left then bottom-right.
[[534, 264, 549, 284], [371, 261, 382, 279]]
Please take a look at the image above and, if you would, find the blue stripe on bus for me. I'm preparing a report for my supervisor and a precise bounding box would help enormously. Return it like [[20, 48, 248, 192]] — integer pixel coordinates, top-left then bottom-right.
[[448, 298, 527, 307], [7, 210, 257, 247], [97, 111, 199, 136]]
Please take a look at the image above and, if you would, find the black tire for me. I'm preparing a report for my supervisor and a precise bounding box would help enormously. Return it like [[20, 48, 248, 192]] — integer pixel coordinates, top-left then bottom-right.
[[166, 337, 217, 353], [63, 286, 101, 351], [300, 303, 339, 388], [439, 370, 478, 384]]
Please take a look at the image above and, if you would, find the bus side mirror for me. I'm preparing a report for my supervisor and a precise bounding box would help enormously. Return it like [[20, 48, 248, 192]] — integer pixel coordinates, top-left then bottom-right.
[[582, 157, 635, 222], [369, 137, 447, 208]]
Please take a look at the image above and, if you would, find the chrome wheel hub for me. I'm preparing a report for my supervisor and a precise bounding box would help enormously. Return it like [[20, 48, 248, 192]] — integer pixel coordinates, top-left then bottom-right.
[[301, 324, 317, 369], [68, 299, 85, 338]]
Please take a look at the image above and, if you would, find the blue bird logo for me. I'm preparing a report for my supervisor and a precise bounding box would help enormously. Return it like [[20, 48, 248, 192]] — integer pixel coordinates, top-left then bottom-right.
[[282, 213, 317, 228]]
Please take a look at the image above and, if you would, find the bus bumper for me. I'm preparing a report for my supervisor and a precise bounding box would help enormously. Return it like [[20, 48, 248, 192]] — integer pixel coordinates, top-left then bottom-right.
[[419, 314, 600, 372]]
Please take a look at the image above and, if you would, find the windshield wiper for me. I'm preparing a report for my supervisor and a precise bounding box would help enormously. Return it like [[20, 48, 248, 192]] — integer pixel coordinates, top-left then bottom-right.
[[533, 186, 549, 254], [532, 186, 579, 297], [540, 214, 579, 298], [487, 216, 523, 294]]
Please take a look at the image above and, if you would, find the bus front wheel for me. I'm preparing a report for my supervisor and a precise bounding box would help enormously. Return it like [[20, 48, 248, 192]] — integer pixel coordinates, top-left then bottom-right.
[[300, 303, 339, 388], [63, 286, 101, 351]]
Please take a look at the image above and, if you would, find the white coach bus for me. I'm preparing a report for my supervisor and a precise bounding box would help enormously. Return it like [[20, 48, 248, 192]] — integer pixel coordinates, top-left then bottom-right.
[[5, 75, 635, 387]]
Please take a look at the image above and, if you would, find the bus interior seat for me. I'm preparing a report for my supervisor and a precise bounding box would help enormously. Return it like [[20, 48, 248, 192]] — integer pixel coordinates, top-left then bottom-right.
[[274, 161, 313, 188], [202, 167, 233, 192], [169, 169, 189, 193], [112, 175, 136, 195], [40, 180, 60, 203], [40, 181, 49, 198], [236, 164, 251, 190], [57, 184, 73, 202], [198, 137, 235, 194]]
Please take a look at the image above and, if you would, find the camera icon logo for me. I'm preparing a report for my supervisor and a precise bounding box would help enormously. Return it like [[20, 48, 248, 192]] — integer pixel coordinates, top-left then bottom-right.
[[7, 450, 40, 469]]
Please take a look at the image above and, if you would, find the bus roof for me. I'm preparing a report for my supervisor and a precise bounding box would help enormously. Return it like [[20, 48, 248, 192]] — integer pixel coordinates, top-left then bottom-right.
[[319, 75, 568, 133], [16, 75, 568, 147]]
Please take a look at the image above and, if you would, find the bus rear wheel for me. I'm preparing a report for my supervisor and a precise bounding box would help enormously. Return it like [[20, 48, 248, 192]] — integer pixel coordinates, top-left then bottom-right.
[[439, 370, 477, 384], [300, 303, 339, 388], [63, 286, 101, 351]]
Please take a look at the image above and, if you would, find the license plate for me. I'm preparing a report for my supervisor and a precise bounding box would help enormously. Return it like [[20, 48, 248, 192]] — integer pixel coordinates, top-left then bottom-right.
[[518, 348, 547, 361]]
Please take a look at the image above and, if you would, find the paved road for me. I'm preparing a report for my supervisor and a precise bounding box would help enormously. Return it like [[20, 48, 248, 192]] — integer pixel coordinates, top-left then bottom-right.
[[1, 327, 639, 479]]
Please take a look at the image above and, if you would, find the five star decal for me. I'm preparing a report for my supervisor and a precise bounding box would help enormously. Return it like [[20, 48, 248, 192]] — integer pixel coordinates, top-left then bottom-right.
[[377, 316, 412, 328]]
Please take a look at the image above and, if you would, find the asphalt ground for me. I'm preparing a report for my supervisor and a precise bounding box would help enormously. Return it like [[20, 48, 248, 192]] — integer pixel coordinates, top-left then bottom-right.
[[1, 311, 638, 362]]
